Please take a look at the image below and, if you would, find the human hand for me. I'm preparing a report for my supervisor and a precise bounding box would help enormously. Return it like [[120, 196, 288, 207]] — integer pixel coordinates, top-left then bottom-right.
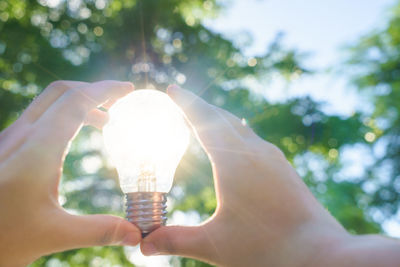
[[142, 86, 400, 267], [139, 85, 349, 266], [0, 81, 141, 267]]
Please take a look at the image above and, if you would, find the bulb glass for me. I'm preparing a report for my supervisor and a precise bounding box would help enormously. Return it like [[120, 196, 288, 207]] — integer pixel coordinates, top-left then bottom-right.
[[103, 89, 189, 193]]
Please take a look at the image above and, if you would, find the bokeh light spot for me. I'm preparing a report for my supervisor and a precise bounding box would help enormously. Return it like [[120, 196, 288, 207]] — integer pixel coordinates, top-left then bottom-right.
[[93, 26, 104, 36], [248, 57, 257, 67], [364, 132, 376, 142]]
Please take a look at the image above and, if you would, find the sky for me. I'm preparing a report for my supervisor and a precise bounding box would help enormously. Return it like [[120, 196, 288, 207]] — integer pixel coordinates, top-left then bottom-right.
[[203, 0, 400, 238], [207, 0, 394, 67], [204, 0, 396, 116], [128, 1, 399, 266]]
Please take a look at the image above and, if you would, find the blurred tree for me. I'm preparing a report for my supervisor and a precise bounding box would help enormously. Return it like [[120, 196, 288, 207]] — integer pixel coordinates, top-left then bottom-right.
[[0, 0, 387, 266], [348, 1, 400, 230]]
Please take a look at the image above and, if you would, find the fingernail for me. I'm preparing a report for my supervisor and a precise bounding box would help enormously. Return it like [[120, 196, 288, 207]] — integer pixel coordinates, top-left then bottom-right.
[[122, 231, 141, 246], [142, 242, 159, 256], [166, 84, 180, 94], [123, 82, 135, 90]]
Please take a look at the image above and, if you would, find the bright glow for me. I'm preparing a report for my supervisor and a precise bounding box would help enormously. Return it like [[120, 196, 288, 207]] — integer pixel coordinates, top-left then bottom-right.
[[103, 89, 190, 193], [364, 132, 376, 142]]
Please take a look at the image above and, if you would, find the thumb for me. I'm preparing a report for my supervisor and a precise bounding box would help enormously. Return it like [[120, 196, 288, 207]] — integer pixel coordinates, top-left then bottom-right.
[[54, 213, 141, 250], [167, 85, 241, 150], [141, 225, 218, 261]]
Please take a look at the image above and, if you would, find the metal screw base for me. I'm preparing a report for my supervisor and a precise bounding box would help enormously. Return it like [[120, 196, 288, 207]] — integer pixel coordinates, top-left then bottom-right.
[[125, 192, 167, 237]]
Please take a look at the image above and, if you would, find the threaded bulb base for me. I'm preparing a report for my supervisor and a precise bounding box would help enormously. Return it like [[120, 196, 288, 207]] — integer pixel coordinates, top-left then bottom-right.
[[125, 192, 167, 237]]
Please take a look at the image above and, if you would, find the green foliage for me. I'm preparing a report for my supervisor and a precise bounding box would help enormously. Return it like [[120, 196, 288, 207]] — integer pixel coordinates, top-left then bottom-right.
[[348, 1, 400, 223], [0, 0, 396, 265], [30, 247, 134, 267]]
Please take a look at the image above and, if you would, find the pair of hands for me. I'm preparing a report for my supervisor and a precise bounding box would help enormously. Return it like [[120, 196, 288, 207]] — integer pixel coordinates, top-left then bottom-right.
[[0, 81, 399, 267]]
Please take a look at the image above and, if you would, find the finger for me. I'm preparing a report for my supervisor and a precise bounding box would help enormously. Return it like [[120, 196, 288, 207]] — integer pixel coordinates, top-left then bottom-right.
[[52, 213, 141, 250], [29, 81, 134, 159], [214, 106, 258, 138], [84, 109, 109, 129], [214, 106, 283, 158], [141, 225, 217, 261], [102, 98, 118, 110], [23, 81, 89, 123], [0, 81, 89, 159], [166, 85, 243, 151], [0, 123, 31, 162]]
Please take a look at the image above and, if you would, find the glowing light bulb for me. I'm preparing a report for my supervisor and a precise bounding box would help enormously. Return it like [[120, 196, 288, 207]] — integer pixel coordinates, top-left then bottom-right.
[[103, 89, 190, 236]]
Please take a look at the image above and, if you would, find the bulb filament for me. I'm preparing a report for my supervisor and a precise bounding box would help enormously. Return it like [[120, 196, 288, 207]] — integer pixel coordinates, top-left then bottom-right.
[[137, 164, 157, 192]]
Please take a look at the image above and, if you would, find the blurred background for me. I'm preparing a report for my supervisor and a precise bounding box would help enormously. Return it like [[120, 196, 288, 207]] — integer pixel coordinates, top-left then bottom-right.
[[1, 0, 400, 266]]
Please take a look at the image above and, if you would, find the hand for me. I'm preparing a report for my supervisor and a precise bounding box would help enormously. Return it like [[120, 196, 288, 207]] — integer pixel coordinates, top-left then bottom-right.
[[141, 86, 400, 267], [0, 81, 141, 267]]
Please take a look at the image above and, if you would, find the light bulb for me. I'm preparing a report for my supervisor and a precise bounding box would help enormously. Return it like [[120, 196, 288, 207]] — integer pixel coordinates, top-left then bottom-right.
[[103, 89, 190, 236]]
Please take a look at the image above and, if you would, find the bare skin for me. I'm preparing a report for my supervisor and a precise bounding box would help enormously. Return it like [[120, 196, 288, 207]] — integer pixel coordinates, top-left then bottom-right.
[[0, 81, 141, 267], [141, 85, 400, 267], [0, 81, 399, 266]]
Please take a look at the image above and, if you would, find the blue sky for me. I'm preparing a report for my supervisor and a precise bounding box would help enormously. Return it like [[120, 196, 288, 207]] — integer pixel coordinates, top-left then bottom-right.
[[207, 0, 394, 67], [128, 2, 400, 265], [204, 0, 400, 237], [204, 0, 396, 116]]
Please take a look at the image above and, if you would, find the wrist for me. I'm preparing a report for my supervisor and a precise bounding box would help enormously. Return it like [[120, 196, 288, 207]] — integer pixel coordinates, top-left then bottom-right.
[[236, 213, 349, 267], [291, 222, 349, 267], [320, 234, 400, 267]]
